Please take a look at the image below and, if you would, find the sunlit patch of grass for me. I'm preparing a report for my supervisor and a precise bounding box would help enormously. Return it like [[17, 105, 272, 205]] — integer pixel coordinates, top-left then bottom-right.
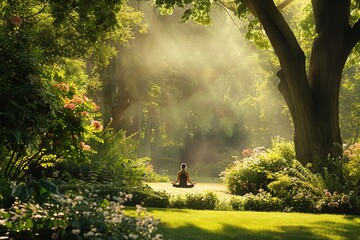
[[146, 181, 232, 201], [148, 209, 360, 240]]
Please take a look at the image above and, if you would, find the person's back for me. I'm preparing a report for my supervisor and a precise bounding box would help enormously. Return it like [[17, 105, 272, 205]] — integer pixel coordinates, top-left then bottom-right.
[[179, 171, 188, 187], [172, 163, 195, 188]]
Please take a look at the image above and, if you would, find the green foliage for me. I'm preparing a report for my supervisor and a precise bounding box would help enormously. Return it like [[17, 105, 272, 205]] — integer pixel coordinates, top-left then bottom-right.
[[185, 191, 219, 210], [155, 0, 212, 24], [267, 160, 324, 212], [242, 190, 283, 212], [169, 195, 187, 209], [221, 138, 295, 195], [85, 129, 148, 185], [0, 177, 12, 208], [0, 191, 162, 240], [266, 159, 359, 213], [169, 191, 219, 210], [12, 178, 60, 204], [316, 191, 357, 214], [129, 186, 170, 208], [0, 0, 146, 182], [344, 143, 360, 193], [229, 195, 244, 211]]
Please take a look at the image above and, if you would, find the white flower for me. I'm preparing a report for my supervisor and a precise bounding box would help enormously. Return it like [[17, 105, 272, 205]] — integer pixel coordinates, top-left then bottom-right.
[[72, 229, 81, 235], [74, 196, 84, 201], [152, 234, 163, 240], [129, 233, 138, 239]]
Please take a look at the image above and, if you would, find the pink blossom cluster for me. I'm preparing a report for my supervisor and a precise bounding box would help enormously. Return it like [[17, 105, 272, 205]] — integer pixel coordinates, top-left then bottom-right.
[[344, 143, 360, 160], [242, 148, 253, 158]]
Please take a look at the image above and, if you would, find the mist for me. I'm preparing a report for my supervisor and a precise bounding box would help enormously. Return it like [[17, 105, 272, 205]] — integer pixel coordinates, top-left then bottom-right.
[[104, 2, 294, 177]]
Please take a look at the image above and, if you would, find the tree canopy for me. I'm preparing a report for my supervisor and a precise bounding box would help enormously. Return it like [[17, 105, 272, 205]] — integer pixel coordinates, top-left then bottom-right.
[[154, 0, 360, 174]]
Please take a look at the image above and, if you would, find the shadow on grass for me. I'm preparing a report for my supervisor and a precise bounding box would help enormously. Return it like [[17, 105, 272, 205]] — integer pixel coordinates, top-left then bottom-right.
[[156, 216, 360, 240]]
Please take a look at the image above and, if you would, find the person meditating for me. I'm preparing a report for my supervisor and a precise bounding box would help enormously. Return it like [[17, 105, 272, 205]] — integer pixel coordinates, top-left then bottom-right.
[[172, 163, 195, 188]]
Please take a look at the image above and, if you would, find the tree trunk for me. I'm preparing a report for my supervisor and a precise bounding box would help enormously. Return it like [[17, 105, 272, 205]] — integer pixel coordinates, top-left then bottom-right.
[[244, 0, 356, 174]]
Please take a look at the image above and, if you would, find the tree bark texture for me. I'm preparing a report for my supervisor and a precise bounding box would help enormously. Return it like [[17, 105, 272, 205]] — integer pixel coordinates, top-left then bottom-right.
[[243, 0, 359, 173]]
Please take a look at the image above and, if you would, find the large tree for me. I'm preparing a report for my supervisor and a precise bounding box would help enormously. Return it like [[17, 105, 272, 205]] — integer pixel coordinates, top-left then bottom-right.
[[155, 0, 360, 174]]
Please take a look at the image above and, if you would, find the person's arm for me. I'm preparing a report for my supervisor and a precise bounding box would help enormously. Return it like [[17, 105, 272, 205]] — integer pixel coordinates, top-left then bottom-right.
[[172, 172, 180, 184], [186, 172, 194, 184]]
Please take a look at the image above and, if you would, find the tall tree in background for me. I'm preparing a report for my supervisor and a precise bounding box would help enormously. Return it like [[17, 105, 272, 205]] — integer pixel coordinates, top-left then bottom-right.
[[156, 0, 360, 174]]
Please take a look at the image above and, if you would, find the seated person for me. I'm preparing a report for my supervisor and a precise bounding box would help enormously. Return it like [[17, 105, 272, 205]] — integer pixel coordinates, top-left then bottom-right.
[[172, 163, 195, 188]]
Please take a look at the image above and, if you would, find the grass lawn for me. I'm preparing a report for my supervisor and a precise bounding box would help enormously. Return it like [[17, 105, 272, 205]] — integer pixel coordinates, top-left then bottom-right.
[[145, 181, 360, 239], [147, 209, 360, 240], [146, 181, 231, 200]]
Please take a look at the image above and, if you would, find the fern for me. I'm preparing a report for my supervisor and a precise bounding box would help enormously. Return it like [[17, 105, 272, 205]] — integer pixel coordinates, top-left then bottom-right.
[[289, 160, 324, 197]]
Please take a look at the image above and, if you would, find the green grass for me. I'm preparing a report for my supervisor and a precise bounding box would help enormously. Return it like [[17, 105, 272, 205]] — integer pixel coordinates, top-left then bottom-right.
[[146, 182, 231, 199], [147, 209, 360, 240]]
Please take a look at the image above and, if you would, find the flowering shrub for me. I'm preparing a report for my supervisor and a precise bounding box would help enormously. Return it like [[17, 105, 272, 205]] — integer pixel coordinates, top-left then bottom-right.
[[221, 139, 295, 195], [316, 190, 355, 214], [0, 192, 163, 240]]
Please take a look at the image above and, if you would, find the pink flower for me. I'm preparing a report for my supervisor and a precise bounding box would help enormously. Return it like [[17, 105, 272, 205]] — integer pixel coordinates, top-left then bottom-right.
[[64, 103, 76, 110], [82, 144, 91, 151], [79, 141, 91, 151], [79, 142, 85, 148], [242, 148, 253, 157], [93, 103, 100, 111], [325, 191, 332, 197], [343, 149, 351, 156], [72, 96, 84, 104], [81, 111, 89, 117], [11, 15, 22, 26], [55, 82, 69, 92], [91, 120, 103, 131]]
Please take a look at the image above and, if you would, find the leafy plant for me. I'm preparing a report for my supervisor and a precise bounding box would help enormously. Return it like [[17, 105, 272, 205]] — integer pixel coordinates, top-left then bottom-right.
[[184, 191, 219, 210], [0, 191, 162, 240], [221, 138, 295, 195], [344, 143, 360, 193], [169, 195, 187, 209], [242, 190, 283, 212], [316, 191, 355, 214], [0, 0, 147, 183]]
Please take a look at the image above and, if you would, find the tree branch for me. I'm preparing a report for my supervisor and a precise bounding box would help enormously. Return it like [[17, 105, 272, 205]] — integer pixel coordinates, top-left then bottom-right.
[[277, 0, 296, 10], [347, 18, 360, 49], [242, 0, 311, 101], [241, 0, 303, 63]]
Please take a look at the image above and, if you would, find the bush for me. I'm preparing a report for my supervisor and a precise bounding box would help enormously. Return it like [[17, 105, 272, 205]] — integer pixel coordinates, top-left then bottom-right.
[[268, 160, 326, 213], [127, 186, 170, 208], [221, 138, 295, 195], [0, 192, 162, 240], [242, 190, 283, 212], [229, 196, 244, 211], [185, 191, 219, 210], [169, 192, 219, 210], [316, 190, 358, 214], [344, 143, 360, 194], [170, 195, 187, 209]]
